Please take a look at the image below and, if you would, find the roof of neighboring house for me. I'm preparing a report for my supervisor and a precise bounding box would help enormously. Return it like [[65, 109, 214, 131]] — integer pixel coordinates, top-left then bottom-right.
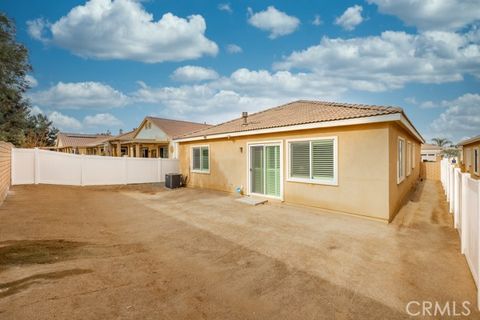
[[174, 100, 423, 142], [421, 144, 443, 151], [458, 134, 480, 146], [136, 116, 212, 139], [56, 132, 112, 148], [106, 130, 136, 142]]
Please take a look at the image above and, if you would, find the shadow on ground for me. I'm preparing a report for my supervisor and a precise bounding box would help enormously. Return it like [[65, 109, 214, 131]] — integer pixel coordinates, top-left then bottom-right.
[[0, 269, 92, 298]]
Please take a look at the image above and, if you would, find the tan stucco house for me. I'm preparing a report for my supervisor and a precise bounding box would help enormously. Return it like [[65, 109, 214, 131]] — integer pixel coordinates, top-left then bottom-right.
[[459, 135, 480, 178], [174, 100, 424, 222], [57, 116, 211, 158], [55, 132, 112, 155], [421, 144, 443, 162]]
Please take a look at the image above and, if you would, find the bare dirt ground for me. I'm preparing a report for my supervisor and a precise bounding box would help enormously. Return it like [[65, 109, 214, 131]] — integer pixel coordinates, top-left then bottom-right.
[[0, 180, 477, 319]]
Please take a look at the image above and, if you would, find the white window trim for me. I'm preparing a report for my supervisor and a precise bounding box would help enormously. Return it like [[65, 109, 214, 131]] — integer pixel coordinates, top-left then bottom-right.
[[397, 137, 406, 184], [474, 147, 479, 175], [246, 140, 284, 201], [406, 141, 411, 177], [286, 136, 338, 186], [191, 145, 210, 174]]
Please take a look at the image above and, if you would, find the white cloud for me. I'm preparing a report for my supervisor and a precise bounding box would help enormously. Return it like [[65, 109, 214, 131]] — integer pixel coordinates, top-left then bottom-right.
[[171, 66, 219, 82], [247, 6, 300, 39], [335, 5, 364, 31], [48, 111, 83, 130], [25, 75, 38, 88], [84, 113, 122, 126], [430, 93, 480, 141], [312, 15, 323, 26], [274, 29, 480, 91], [27, 0, 218, 63], [29, 105, 43, 116], [226, 44, 243, 54], [29, 82, 129, 109], [368, 0, 480, 31], [218, 3, 232, 13]]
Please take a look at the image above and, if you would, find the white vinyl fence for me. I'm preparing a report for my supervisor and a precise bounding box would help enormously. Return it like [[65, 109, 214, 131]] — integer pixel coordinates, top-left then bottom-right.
[[441, 159, 480, 309], [12, 148, 179, 186]]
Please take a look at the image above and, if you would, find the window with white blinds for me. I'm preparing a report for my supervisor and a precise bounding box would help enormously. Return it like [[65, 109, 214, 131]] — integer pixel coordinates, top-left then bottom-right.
[[397, 137, 405, 184], [475, 148, 479, 175], [288, 137, 337, 185], [192, 146, 209, 173]]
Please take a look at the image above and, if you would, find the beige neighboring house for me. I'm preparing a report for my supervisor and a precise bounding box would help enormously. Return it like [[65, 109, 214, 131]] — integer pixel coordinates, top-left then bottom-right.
[[420, 144, 443, 162], [174, 100, 424, 222], [458, 135, 480, 177], [90, 116, 211, 158], [55, 132, 112, 155]]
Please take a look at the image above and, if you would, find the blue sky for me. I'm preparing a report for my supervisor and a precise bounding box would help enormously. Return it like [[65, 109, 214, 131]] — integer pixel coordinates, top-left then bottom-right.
[[2, 0, 480, 142]]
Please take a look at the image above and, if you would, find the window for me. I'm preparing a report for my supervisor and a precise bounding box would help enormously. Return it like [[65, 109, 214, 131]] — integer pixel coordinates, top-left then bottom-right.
[[412, 144, 416, 169], [406, 142, 411, 176], [192, 146, 209, 173], [288, 137, 337, 185], [465, 148, 471, 168], [475, 148, 479, 175], [159, 146, 169, 158], [397, 137, 405, 184]]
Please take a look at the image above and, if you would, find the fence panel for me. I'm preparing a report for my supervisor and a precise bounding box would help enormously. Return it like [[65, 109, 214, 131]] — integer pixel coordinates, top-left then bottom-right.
[[11, 149, 35, 185], [82, 155, 126, 185], [441, 159, 480, 309], [11, 148, 179, 186]]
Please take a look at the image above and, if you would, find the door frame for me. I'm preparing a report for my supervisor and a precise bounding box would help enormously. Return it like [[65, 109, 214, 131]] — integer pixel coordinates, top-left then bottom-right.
[[246, 140, 284, 201]]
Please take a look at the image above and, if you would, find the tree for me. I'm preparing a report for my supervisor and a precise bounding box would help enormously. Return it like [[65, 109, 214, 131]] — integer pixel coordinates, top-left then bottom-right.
[[0, 12, 57, 147], [431, 138, 452, 148], [23, 114, 59, 147]]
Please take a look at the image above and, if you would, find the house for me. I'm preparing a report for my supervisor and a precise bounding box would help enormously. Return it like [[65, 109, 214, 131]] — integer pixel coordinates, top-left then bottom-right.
[[174, 100, 424, 222], [55, 132, 112, 155], [420, 144, 443, 162], [98, 117, 211, 158], [57, 116, 211, 158], [458, 135, 480, 177]]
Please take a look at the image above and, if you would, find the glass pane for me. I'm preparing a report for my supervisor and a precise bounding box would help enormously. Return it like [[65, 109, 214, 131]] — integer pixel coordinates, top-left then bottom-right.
[[312, 140, 334, 179], [290, 142, 310, 178], [201, 147, 209, 170], [251, 146, 264, 194], [265, 145, 280, 196], [192, 148, 200, 170]]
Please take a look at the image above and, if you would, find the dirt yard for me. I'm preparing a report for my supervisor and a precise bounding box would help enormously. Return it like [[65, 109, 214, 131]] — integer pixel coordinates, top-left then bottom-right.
[[0, 181, 477, 319]]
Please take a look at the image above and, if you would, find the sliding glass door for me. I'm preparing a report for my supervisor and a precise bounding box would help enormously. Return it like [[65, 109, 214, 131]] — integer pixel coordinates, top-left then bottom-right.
[[250, 144, 281, 197]]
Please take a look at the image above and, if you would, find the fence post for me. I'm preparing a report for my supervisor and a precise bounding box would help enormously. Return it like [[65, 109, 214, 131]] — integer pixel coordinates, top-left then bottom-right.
[[450, 165, 455, 213], [477, 179, 480, 311], [34, 148, 40, 184], [461, 174, 469, 254], [157, 158, 162, 183]]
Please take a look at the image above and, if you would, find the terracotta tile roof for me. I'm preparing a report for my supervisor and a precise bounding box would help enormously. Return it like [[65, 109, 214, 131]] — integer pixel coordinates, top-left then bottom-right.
[[176, 100, 404, 139], [146, 117, 211, 138], [56, 132, 112, 148]]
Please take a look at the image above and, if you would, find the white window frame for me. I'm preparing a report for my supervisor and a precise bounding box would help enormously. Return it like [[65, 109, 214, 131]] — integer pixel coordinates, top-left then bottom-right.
[[406, 141, 412, 176], [412, 143, 416, 169], [397, 137, 406, 184], [474, 147, 479, 175], [191, 145, 210, 174], [246, 140, 284, 201], [286, 136, 338, 186]]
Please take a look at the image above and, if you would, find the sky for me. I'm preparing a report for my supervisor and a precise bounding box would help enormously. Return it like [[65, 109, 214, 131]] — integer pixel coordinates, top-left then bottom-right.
[[2, 0, 480, 143]]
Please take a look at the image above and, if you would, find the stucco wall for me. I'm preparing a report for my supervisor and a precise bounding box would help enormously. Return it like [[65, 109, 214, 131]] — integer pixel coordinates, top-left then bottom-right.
[[420, 162, 441, 181], [462, 142, 480, 178], [388, 123, 422, 221], [0, 142, 13, 203], [179, 123, 392, 221]]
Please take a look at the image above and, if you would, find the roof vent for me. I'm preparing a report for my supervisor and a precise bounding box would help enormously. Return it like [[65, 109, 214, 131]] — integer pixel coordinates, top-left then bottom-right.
[[242, 112, 248, 125]]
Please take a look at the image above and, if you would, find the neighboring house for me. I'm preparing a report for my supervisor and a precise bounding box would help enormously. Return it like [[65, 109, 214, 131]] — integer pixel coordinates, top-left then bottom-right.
[[174, 100, 424, 222], [420, 144, 443, 162], [90, 116, 211, 158], [55, 132, 112, 155], [458, 135, 480, 177]]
